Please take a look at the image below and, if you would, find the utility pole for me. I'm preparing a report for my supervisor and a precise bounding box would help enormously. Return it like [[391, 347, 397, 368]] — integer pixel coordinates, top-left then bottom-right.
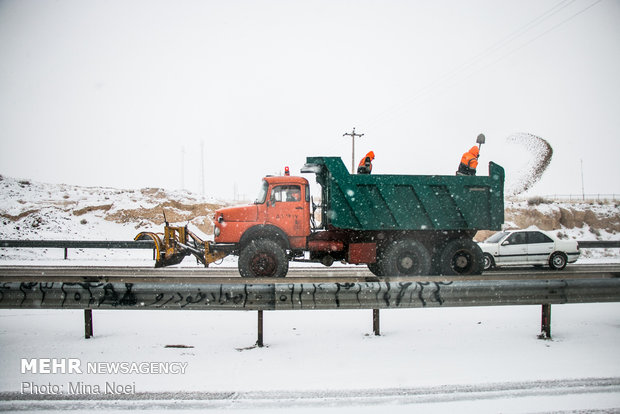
[[343, 127, 364, 173]]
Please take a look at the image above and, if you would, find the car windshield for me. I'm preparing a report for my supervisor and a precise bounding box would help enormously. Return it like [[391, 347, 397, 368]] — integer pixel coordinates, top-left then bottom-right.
[[484, 231, 508, 243], [254, 180, 269, 204]]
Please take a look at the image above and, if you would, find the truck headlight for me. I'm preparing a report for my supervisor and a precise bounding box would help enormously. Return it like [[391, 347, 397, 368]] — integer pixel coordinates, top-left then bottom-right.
[[214, 226, 220, 237]]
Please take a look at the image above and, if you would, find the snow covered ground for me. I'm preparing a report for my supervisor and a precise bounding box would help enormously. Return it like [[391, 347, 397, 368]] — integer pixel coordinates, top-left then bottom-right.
[[1, 175, 620, 412], [2, 302, 620, 412]]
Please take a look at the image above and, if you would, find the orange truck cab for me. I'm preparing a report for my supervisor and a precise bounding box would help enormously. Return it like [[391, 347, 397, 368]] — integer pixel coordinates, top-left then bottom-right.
[[214, 175, 311, 249], [213, 175, 312, 277]]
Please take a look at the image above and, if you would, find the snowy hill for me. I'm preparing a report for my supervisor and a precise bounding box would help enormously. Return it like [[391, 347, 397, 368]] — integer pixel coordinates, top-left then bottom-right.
[[0, 174, 227, 241]]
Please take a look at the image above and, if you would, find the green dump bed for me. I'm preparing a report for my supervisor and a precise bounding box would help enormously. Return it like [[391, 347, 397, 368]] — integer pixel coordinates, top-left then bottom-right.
[[304, 156, 504, 232]]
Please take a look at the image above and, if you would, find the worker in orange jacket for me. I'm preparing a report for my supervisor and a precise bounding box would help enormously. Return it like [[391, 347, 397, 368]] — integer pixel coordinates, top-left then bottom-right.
[[357, 151, 375, 174], [457, 146, 479, 176]]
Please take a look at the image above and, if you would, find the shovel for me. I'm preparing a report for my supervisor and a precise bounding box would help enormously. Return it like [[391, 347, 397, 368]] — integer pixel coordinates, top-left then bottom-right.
[[477, 133, 486, 150]]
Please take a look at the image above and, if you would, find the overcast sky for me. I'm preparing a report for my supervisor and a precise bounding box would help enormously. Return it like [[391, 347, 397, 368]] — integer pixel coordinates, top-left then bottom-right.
[[0, 0, 618, 200]]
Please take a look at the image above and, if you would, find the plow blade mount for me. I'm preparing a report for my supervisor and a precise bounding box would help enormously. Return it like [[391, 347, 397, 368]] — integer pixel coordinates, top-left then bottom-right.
[[135, 224, 228, 268]]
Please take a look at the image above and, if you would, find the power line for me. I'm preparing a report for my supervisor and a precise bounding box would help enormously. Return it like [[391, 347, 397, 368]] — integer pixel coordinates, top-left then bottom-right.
[[364, 0, 602, 130], [480, 0, 605, 70], [365, 0, 576, 128], [445, 0, 606, 97], [365, 0, 577, 128]]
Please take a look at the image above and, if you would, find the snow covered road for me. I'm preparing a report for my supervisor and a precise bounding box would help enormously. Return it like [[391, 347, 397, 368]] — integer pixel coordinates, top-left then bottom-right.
[[2, 378, 620, 413], [2, 303, 620, 413]]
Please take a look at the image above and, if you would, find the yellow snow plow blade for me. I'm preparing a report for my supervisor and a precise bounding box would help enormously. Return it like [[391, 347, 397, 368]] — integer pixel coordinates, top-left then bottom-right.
[[135, 224, 228, 268]]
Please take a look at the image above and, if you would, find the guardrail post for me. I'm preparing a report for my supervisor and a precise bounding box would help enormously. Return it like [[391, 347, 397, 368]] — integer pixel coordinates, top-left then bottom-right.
[[538, 304, 551, 340], [84, 309, 93, 339], [373, 309, 380, 336], [64, 248, 68, 260], [257, 310, 264, 347]]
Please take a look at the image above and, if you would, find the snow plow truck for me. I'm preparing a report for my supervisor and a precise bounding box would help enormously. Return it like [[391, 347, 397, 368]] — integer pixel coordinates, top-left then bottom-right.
[[136, 156, 505, 277]]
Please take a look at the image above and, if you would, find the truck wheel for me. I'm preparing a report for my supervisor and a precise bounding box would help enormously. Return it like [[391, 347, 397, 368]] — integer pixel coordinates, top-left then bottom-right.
[[367, 262, 383, 277], [238, 239, 289, 278], [367, 246, 385, 276], [438, 239, 483, 276], [382, 239, 431, 276], [549, 251, 567, 270]]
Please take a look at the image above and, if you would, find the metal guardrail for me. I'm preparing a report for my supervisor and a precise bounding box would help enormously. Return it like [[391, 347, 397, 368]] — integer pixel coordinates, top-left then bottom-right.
[[578, 240, 620, 248], [0, 240, 155, 249], [1, 278, 619, 343], [538, 194, 618, 202], [3, 240, 619, 250], [0, 240, 155, 259], [2, 279, 618, 311], [0, 237, 617, 343], [0, 239, 617, 260]]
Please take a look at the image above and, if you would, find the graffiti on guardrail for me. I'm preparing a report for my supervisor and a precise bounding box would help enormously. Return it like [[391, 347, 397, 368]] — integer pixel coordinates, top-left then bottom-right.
[[272, 281, 451, 309], [2, 279, 620, 311], [0, 281, 453, 310], [0, 282, 262, 310]]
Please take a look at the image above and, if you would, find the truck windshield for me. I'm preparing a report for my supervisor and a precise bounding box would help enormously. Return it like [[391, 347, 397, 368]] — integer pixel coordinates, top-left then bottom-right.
[[254, 180, 269, 204]]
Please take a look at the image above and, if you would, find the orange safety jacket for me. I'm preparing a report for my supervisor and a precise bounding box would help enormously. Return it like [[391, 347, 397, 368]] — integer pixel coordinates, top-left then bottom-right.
[[357, 151, 375, 174], [460, 146, 479, 170]]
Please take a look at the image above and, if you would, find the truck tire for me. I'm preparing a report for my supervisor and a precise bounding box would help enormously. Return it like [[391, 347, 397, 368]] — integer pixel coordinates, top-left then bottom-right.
[[381, 239, 431, 276], [367, 247, 385, 277], [438, 239, 483, 276], [367, 262, 383, 277], [238, 239, 289, 278]]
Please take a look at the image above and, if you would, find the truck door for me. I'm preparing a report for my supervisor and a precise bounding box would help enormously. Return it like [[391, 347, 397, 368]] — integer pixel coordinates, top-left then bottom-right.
[[267, 184, 310, 246]]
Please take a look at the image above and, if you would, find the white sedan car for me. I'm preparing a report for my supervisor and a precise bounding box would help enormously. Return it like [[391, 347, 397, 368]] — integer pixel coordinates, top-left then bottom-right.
[[478, 229, 580, 271]]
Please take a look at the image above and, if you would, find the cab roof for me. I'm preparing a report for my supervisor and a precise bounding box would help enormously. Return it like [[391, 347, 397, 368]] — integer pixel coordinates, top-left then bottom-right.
[[263, 175, 309, 185]]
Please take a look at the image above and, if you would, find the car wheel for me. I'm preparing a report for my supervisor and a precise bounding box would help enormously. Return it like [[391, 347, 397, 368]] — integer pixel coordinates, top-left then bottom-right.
[[382, 239, 431, 276], [549, 251, 567, 270], [438, 239, 484, 276], [483, 253, 495, 271], [238, 239, 289, 277]]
